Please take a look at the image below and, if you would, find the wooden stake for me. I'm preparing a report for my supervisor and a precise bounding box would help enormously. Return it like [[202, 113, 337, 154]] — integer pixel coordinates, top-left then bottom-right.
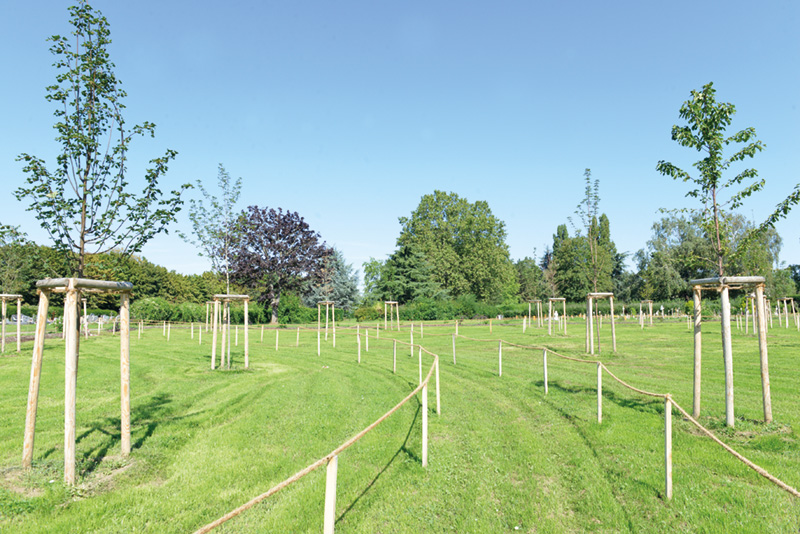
[[410, 330, 414, 357], [755, 285, 772, 423], [597, 362, 602, 424], [548, 300, 553, 336], [692, 287, 702, 419], [64, 284, 79, 485], [422, 383, 428, 468], [498, 340, 503, 377], [610, 297, 617, 353], [211, 300, 219, 369], [665, 396, 672, 500], [23, 289, 50, 468], [435, 358, 440, 415], [323, 455, 338, 534], [720, 285, 735, 427], [16, 298, 21, 352], [191, 321, 194, 339], [543, 349, 548, 395], [120, 292, 131, 456]]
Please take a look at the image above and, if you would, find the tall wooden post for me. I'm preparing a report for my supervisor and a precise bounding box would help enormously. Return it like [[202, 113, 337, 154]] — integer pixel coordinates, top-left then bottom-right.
[[23, 289, 50, 468], [325, 302, 329, 341], [244, 299, 249, 369], [548, 300, 553, 336], [720, 286, 735, 427], [610, 296, 617, 353], [16, 298, 22, 352], [64, 282, 80, 485], [332, 303, 336, 348], [1, 297, 5, 352], [83, 298, 88, 340], [421, 383, 428, 468], [755, 284, 772, 423], [323, 455, 338, 534], [221, 303, 228, 370], [597, 362, 602, 424], [543, 349, 548, 394], [692, 287, 702, 419], [435, 357, 441, 415], [665, 396, 673, 500], [211, 300, 219, 369], [120, 292, 131, 456], [498, 340, 502, 377]]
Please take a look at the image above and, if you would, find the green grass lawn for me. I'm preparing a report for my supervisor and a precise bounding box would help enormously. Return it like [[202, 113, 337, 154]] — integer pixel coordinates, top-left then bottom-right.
[[1, 318, 799, 532]]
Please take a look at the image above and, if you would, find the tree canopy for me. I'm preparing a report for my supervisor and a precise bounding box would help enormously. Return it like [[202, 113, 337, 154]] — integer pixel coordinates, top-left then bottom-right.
[[15, 0, 187, 277], [230, 206, 328, 323]]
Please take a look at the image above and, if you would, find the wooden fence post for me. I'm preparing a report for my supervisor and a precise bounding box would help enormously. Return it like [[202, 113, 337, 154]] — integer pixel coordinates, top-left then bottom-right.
[[410, 330, 414, 357], [422, 383, 428, 468], [365, 328, 369, 352], [665, 396, 673, 500], [435, 357, 441, 415], [64, 283, 79, 485], [610, 297, 617, 353], [16, 298, 22, 352], [755, 284, 772, 423], [720, 285, 735, 427], [543, 349, 548, 394], [323, 455, 338, 534], [191, 321, 194, 339], [244, 300, 249, 369], [597, 362, 602, 424], [498, 340, 503, 377]]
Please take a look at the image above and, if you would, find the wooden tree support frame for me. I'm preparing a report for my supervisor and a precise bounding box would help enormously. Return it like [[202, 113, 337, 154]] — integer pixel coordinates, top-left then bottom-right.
[[22, 278, 133, 485], [317, 301, 336, 350], [384, 301, 400, 331], [776, 297, 798, 330], [585, 293, 616, 354], [548, 298, 566, 336], [211, 294, 250, 370], [640, 300, 654, 327], [690, 276, 772, 427], [0, 293, 24, 353]]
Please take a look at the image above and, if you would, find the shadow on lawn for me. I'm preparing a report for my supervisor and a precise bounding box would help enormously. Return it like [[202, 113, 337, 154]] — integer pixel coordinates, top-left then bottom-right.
[[336, 403, 422, 525], [537, 383, 662, 526], [540, 380, 664, 415]]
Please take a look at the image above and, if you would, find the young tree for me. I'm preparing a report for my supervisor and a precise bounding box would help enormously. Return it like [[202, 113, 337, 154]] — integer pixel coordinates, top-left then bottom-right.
[[230, 206, 328, 323], [569, 169, 614, 293], [15, 1, 187, 277], [179, 164, 242, 294], [656, 82, 797, 276]]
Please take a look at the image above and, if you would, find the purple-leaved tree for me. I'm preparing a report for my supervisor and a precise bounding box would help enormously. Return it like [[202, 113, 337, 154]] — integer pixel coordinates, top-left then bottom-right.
[[230, 206, 329, 323]]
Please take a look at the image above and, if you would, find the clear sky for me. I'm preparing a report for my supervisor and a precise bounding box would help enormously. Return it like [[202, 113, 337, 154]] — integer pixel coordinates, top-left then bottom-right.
[[2, 1, 798, 281]]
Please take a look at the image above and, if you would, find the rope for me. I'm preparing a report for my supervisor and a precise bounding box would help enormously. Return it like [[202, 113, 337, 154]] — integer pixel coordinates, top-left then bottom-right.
[[193, 355, 439, 533]]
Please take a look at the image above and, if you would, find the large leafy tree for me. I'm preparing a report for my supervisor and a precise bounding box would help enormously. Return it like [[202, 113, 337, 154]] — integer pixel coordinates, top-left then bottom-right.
[[568, 169, 615, 293], [656, 82, 797, 276], [15, 1, 187, 277], [0, 224, 37, 297], [515, 255, 548, 302], [396, 190, 518, 303], [230, 206, 328, 323], [179, 164, 242, 294]]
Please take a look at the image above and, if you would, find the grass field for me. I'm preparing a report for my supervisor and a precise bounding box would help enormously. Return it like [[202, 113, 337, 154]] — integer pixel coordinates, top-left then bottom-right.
[[1, 317, 799, 532]]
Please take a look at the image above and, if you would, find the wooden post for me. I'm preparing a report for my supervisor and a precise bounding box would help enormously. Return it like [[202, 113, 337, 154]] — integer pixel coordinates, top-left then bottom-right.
[[275, 329, 279, 351], [610, 297, 617, 353], [323, 455, 338, 534], [435, 357, 441, 415], [745, 300, 750, 335], [1, 298, 5, 353], [597, 362, 602, 424], [120, 292, 131, 456], [755, 284, 772, 423], [489, 318, 492, 333], [227, 303, 232, 369], [221, 303, 228, 370], [393, 340, 397, 374], [325, 302, 329, 341], [244, 299, 249, 369], [523, 315, 526, 334], [83, 299, 88, 340], [410, 329, 414, 357], [665, 396, 673, 500], [784, 299, 790, 328], [365, 328, 369, 352], [16, 298, 21, 352], [692, 287, 702, 419], [191, 321, 194, 339], [206, 302, 209, 332], [23, 289, 50, 468], [384, 302, 387, 331], [418, 346, 422, 385], [455, 320, 458, 336], [168, 322, 171, 341], [332, 303, 336, 348], [649, 301, 654, 326], [543, 349, 548, 395], [588, 297, 595, 354], [452, 333, 456, 365], [548, 300, 553, 336], [163, 320, 166, 336], [562, 300, 567, 335], [64, 283, 79, 485], [211, 300, 219, 369], [422, 383, 428, 468], [498, 340, 503, 377], [538, 301, 543, 327], [720, 285, 735, 427]]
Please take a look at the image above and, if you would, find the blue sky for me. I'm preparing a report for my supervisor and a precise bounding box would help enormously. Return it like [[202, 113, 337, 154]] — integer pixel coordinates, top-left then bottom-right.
[[2, 1, 798, 281]]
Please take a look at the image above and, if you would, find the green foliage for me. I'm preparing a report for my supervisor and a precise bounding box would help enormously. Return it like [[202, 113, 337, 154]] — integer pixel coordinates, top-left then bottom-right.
[[515, 256, 548, 302], [0, 224, 37, 296], [277, 293, 317, 324], [130, 297, 176, 321], [15, 0, 187, 277], [396, 190, 518, 303], [303, 248, 360, 310]]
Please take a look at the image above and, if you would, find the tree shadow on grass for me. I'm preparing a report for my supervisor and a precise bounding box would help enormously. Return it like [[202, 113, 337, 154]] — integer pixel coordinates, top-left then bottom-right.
[[539, 380, 664, 416], [336, 404, 421, 526], [537, 385, 661, 529]]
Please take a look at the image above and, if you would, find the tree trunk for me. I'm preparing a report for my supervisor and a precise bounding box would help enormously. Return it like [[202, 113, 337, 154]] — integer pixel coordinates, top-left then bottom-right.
[[270, 294, 280, 324]]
